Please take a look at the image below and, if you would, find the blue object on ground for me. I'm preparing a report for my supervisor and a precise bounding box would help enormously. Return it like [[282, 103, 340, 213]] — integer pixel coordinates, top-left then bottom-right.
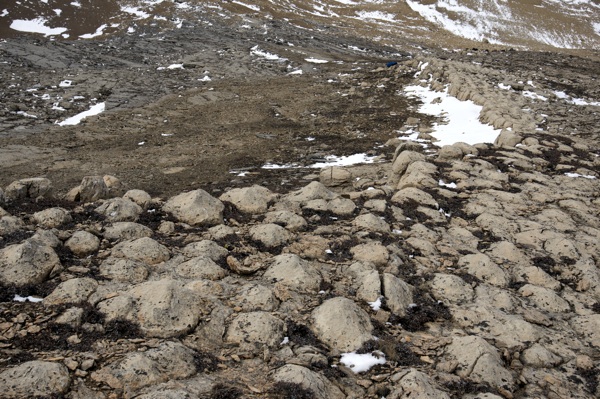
[[386, 61, 398, 67]]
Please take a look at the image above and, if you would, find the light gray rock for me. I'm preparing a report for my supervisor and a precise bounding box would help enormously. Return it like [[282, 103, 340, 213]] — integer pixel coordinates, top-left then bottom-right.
[[219, 185, 277, 214], [437, 144, 464, 160], [54, 307, 85, 327], [43, 277, 98, 306], [32, 207, 72, 228], [263, 254, 321, 292], [350, 242, 389, 266], [521, 343, 562, 368], [383, 273, 414, 316], [91, 341, 197, 394], [0, 361, 70, 398], [488, 241, 528, 264], [0, 216, 24, 236], [263, 210, 307, 232], [103, 222, 153, 241], [249, 223, 293, 248], [233, 283, 279, 311], [0, 239, 61, 285], [95, 198, 143, 222], [389, 369, 451, 399], [518, 284, 570, 313], [391, 187, 438, 208], [99, 257, 149, 283], [182, 240, 229, 261], [430, 273, 474, 304], [103, 175, 128, 196], [397, 169, 439, 190], [494, 129, 523, 147], [98, 279, 203, 338], [392, 150, 426, 177], [304, 197, 356, 216], [31, 229, 61, 248], [458, 253, 509, 287], [77, 176, 109, 202], [444, 336, 514, 390], [65, 230, 100, 257], [225, 311, 285, 347], [134, 388, 202, 399], [347, 262, 381, 303], [112, 237, 170, 265], [206, 224, 236, 240], [512, 264, 561, 290], [319, 166, 352, 186], [272, 364, 345, 399], [353, 213, 390, 233], [4, 178, 53, 202], [123, 189, 152, 209], [175, 256, 227, 280], [570, 315, 600, 348], [284, 181, 337, 204], [311, 297, 373, 352], [163, 189, 224, 226]]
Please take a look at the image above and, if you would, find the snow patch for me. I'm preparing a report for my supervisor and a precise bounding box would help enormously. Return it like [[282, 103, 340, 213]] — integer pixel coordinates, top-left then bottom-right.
[[403, 84, 501, 146], [305, 58, 329, 64], [565, 172, 596, 179], [368, 297, 382, 311], [251, 46, 284, 60], [340, 352, 386, 373], [10, 18, 67, 36], [14, 295, 43, 303], [57, 102, 106, 126]]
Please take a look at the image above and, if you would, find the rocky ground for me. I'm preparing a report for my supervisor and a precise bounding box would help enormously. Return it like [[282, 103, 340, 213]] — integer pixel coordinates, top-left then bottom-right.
[[1, 7, 600, 399]]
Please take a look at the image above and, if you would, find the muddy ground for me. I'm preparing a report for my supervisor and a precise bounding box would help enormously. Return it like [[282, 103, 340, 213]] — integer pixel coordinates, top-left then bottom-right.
[[2, 12, 596, 199]]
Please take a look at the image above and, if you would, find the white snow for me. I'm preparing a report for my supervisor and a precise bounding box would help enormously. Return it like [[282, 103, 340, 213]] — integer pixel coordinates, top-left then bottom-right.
[[16, 111, 37, 119], [403, 84, 501, 146], [565, 172, 596, 179], [405, 0, 505, 44], [10, 18, 67, 36], [280, 337, 289, 345], [439, 179, 457, 188], [305, 58, 329, 64], [594, 22, 600, 36], [340, 352, 386, 373], [1, 9, 8, 17], [355, 11, 396, 22], [199, 75, 212, 82], [122, 6, 151, 19], [14, 295, 43, 303], [251, 46, 284, 60], [368, 297, 382, 311], [80, 24, 109, 39], [262, 162, 300, 169], [232, 0, 260, 11], [308, 153, 377, 168], [288, 69, 303, 75], [553, 90, 600, 106], [522, 91, 548, 101], [57, 102, 106, 126], [59, 80, 73, 87]]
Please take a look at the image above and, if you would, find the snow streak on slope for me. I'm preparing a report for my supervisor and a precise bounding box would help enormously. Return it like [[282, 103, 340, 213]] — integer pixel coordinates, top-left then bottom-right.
[[406, 0, 600, 49], [1, 0, 598, 50]]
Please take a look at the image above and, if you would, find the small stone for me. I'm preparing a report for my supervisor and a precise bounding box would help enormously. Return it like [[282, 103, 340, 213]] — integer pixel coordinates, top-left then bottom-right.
[[65, 231, 100, 257], [64, 358, 78, 371], [163, 189, 224, 226]]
